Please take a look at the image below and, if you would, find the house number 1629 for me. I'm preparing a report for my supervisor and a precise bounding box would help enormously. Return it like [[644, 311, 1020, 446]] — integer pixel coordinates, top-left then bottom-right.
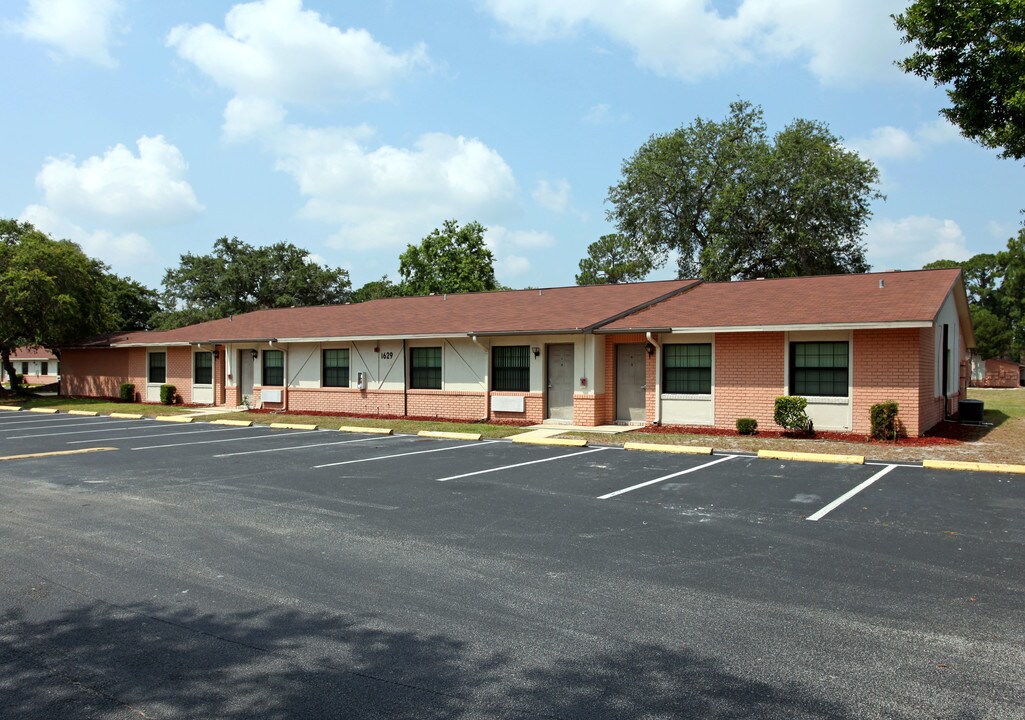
[[381, 351, 394, 359]]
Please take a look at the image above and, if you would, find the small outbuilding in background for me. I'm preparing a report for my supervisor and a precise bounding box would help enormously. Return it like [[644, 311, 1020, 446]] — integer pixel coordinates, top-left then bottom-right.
[[971, 357, 1024, 388]]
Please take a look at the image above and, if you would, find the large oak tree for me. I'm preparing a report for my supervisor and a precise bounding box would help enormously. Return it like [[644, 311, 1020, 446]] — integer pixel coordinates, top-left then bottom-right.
[[606, 101, 882, 281]]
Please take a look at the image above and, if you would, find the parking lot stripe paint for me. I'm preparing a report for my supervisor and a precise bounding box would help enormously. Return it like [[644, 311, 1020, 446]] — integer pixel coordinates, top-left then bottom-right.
[[68, 427, 251, 444], [922, 459, 1025, 475], [214, 434, 401, 457], [155, 415, 194, 423], [28, 408, 60, 414], [314, 440, 501, 469], [418, 430, 482, 441], [270, 422, 318, 431], [208, 419, 254, 427], [67, 410, 99, 416], [757, 449, 864, 465], [0, 447, 117, 462], [806, 464, 898, 522], [0, 416, 108, 428], [133, 429, 319, 450], [109, 413, 144, 419], [435, 447, 609, 482], [337, 426, 393, 435], [624, 442, 713, 455], [0, 405, 22, 411], [598, 455, 739, 500], [7, 421, 157, 439]]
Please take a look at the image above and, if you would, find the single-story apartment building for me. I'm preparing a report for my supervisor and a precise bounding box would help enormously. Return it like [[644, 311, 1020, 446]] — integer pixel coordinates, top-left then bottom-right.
[[2, 346, 59, 386], [971, 357, 1024, 388], [59, 268, 973, 436]]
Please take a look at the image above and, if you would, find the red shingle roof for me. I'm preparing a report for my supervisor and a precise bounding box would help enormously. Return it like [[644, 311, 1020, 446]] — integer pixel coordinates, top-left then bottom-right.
[[601, 269, 963, 331], [101, 279, 698, 346]]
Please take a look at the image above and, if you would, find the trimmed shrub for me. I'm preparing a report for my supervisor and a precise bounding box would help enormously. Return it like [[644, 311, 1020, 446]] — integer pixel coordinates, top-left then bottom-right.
[[774, 396, 813, 434], [736, 418, 758, 435], [870, 401, 901, 441], [159, 384, 176, 405], [119, 383, 135, 402]]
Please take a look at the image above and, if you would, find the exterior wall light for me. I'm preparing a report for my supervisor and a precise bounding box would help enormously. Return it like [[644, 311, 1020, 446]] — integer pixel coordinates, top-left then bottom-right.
[[531, 346, 540, 358]]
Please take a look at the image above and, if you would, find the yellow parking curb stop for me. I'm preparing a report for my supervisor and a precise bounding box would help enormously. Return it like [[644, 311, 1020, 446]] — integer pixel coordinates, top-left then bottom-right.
[[758, 449, 864, 465], [624, 442, 713, 455]]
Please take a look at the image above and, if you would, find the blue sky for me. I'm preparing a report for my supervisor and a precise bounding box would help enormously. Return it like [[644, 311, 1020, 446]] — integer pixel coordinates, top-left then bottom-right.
[[2, 0, 1023, 292]]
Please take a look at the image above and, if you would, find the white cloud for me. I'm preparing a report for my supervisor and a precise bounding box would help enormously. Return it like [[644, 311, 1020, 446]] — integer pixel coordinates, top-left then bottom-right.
[[11, 0, 124, 67], [865, 216, 972, 270], [167, 0, 429, 107], [851, 118, 964, 163], [484, 0, 904, 85], [20, 204, 158, 277], [532, 178, 571, 212], [497, 254, 531, 277], [35, 135, 203, 228], [582, 103, 629, 125], [264, 124, 518, 250]]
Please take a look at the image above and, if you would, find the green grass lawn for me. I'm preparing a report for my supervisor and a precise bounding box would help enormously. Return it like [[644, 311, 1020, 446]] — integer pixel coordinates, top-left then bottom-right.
[[0, 395, 196, 416], [208, 410, 527, 438], [967, 387, 1025, 420]]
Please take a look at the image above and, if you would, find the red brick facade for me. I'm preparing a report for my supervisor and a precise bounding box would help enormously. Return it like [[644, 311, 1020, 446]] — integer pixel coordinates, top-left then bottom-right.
[[60, 325, 963, 435]]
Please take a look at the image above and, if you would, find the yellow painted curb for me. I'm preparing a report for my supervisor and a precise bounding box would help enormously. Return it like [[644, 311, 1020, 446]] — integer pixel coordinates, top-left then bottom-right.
[[270, 422, 318, 431], [67, 410, 99, 416], [624, 442, 713, 455], [418, 430, 482, 441], [208, 419, 253, 427], [0, 405, 23, 412], [155, 415, 194, 423], [512, 435, 588, 447], [109, 413, 143, 419], [337, 426, 393, 435], [923, 459, 1025, 475], [758, 449, 864, 465], [28, 408, 60, 414], [0, 447, 117, 462]]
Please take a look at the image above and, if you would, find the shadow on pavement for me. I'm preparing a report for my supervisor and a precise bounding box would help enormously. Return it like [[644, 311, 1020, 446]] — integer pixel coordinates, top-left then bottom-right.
[[0, 599, 856, 719]]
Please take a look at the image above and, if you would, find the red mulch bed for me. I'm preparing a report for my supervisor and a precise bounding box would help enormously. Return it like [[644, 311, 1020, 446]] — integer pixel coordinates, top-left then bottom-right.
[[636, 424, 961, 446]]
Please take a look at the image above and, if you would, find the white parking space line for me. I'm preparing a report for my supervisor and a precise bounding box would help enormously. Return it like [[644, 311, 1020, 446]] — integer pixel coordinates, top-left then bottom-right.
[[6, 421, 152, 439], [68, 426, 252, 444], [133, 429, 319, 451], [214, 433, 402, 457], [435, 447, 609, 482], [598, 455, 739, 500], [314, 440, 500, 469], [0, 417, 108, 429], [806, 464, 898, 522]]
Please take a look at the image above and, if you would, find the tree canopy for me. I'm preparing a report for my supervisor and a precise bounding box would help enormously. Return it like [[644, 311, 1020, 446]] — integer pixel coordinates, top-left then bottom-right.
[[606, 101, 881, 282], [894, 0, 1025, 160], [398, 220, 497, 296], [576, 233, 654, 285], [105, 274, 162, 331], [351, 275, 404, 303], [158, 236, 352, 328], [924, 229, 1025, 359], [0, 219, 114, 390]]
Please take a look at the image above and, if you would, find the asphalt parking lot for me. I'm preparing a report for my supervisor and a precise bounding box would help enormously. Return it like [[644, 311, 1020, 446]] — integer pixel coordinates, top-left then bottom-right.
[[1, 411, 1023, 718]]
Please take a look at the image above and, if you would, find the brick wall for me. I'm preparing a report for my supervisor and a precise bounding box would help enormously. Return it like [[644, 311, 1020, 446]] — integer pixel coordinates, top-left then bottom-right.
[[60, 348, 132, 398], [713, 332, 786, 429], [852, 328, 922, 436], [489, 391, 544, 424]]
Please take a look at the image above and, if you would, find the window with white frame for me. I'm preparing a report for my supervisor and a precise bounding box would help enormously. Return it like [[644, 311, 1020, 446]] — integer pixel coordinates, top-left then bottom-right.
[[194, 351, 213, 385], [323, 349, 350, 387], [663, 344, 712, 394], [790, 342, 848, 397]]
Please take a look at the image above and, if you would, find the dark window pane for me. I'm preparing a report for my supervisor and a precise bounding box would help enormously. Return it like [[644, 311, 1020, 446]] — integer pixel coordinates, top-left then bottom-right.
[[194, 352, 213, 385], [663, 344, 711, 394], [41, 362, 48, 376], [410, 347, 442, 389], [791, 342, 848, 397], [149, 353, 166, 383], [493, 346, 530, 391], [323, 349, 349, 387], [263, 350, 284, 386]]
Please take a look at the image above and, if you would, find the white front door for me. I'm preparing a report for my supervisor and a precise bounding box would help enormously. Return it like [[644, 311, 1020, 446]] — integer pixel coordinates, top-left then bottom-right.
[[546, 344, 574, 421]]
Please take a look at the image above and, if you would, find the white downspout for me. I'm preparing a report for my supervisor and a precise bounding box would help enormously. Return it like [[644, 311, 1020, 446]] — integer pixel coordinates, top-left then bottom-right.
[[646, 331, 662, 425]]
